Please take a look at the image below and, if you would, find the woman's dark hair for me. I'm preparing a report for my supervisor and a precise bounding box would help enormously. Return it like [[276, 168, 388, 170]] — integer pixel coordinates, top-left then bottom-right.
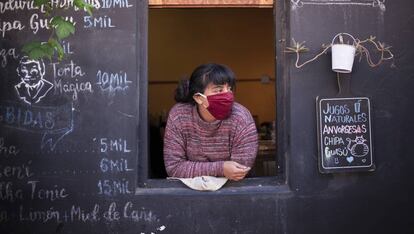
[[174, 63, 236, 104]]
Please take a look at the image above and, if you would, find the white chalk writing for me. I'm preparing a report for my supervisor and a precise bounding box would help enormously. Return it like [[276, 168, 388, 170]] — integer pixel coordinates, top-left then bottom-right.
[[100, 158, 134, 173], [0, 0, 42, 13], [84, 16, 115, 28], [30, 14, 75, 34], [0, 47, 18, 68], [323, 136, 344, 146], [54, 79, 93, 101], [96, 70, 132, 96], [123, 202, 159, 223], [51, 60, 86, 79], [0, 161, 33, 179], [99, 138, 131, 153], [0, 138, 20, 156], [0, 179, 70, 203], [97, 179, 132, 196], [103, 202, 120, 221], [324, 113, 367, 124], [70, 205, 100, 222], [324, 147, 348, 158], [61, 41, 74, 55], [16, 202, 160, 224], [0, 0, 100, 12], [322, 124, 367, 135], [101, 0, 133, 8], [19, 205, 62, 223], [0, 19, 25, 38], [51, 60, 93, 101], [0, 181, 23, 202], [28, 181, 69, 202], [322, 103, 350, 115]]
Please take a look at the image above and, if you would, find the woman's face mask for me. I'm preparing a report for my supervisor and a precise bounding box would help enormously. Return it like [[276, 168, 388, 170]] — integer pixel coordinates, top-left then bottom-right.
[[196, 92, 234, 120]]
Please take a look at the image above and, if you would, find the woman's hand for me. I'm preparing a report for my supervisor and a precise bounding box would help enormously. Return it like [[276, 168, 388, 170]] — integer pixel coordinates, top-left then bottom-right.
[[223, 161, 250, 181]]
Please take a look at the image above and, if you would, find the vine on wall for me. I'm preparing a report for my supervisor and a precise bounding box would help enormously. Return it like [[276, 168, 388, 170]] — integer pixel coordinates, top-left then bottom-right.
[[22, 0, 94, 61]]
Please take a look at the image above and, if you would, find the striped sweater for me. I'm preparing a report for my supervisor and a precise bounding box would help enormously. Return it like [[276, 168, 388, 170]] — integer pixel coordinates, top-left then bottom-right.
[[163, 102, 258, 178]]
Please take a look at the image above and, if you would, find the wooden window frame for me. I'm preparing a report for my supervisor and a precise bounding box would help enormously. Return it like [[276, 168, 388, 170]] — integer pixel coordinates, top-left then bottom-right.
[[149, 0, 273, 8]]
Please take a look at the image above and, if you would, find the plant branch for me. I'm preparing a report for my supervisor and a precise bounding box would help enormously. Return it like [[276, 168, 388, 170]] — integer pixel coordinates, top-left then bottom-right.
[[285, 39, 331, 68], [285, 35, 394, 69]]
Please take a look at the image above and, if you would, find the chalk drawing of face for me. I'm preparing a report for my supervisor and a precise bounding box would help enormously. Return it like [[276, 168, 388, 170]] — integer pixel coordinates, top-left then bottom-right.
[[15, 56, 53, 105]]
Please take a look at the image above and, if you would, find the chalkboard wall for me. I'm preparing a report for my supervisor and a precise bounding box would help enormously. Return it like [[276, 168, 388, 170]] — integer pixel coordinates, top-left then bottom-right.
[[1, 0, 414, 233], [287, 0, 414, 233], [0, 1, 147, 232]]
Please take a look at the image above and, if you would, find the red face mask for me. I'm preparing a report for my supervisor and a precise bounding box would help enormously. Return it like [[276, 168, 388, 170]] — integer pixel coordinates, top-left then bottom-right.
[[197, 92, 234, 120]]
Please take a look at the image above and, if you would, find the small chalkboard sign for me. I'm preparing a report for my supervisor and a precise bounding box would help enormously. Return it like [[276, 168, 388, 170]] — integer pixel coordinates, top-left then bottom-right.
[[317, 97, 375, 173]]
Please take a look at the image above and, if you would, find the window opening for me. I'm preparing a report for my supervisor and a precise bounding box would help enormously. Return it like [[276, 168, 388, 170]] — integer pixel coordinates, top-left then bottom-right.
[[148, 8, 276, 179]]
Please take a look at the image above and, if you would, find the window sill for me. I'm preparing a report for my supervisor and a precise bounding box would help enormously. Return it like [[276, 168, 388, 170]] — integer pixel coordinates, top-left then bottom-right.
[[135, 176, 291, 196]]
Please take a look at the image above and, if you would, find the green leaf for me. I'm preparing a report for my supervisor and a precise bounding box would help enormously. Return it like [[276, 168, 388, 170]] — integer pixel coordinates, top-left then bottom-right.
[[50, 16, 65, 27], [51, 16, 75, 40], [56, 21, 75, 40], [27, 47, 48, 60], [84, 4, 94, 16], [42, 43, 54, 57], [22, 42, 54, 60], [48, 38, 65, 61], [22, 41, 42, 54], [74, 0, 94, 16], [34, 0, 49, 7], [74, 0, 86, 8]]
